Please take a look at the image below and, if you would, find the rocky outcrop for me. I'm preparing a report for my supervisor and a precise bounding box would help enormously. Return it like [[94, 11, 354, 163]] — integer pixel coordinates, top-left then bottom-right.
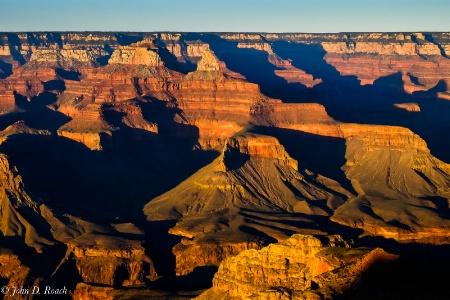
[[0, 251, 42, 300], [73, 283, 116, 300], [196, 234, 397, 300], [28, 49, 104, 68], [0, 90, 16, 113], [57, 104, 114, 150], [58, 100, 158, 150], [0, 121, 51, 144], [67, 236, 156, 287], [108, 39, 162, 66], [172, 238, 263, 276]]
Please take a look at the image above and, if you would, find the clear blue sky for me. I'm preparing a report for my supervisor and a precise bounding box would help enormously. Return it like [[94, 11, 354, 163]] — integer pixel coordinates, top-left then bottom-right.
[[0, 0, 448, 32]]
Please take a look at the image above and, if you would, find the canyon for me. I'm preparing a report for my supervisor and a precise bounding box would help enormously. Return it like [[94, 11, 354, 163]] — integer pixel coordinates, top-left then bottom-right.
[[0, 31, 449, 299]]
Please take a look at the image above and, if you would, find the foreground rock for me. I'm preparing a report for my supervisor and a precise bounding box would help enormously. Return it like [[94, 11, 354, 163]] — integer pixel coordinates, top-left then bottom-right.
[[196, 234, 397, 300]]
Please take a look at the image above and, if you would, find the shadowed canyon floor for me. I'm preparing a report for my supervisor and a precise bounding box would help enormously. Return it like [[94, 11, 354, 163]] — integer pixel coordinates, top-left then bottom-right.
[[0, 31, 450, 299]]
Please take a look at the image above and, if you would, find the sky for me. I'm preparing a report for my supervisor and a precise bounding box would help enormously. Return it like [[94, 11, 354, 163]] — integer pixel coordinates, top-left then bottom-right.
[[0, 0, 449, 33]]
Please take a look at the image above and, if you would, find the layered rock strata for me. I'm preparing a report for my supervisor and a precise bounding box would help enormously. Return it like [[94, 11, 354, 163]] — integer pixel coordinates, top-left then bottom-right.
[[196, 234, 397, 300]]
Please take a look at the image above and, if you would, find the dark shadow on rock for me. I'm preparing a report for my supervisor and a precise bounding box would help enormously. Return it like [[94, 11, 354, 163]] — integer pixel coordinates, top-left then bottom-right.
[[251, 126, 356, 195], [191, 34, 309, 102], [115, 33, 143, 46], [223, 146, 249, 171], [336, 255, 450, 300], [50, 252, 83, 291], [13, 91, 71, 131], [0, 235, 68, 290], [56, 68, 81, 81], [47, 32, 63, 49], [43, 79, 66, 93], [425, 196, 450, 219], [153, 38, 192, 74], [424, 33, 448, 58], [239, 208, 364, 241], [0, 97, 219, 226], [6, 33, 25, 65], [96, 44, 114, 67], [101, 103, 159, 150], [271, 40, 450, 163], [238, 225, 278, 245], [341, 236, 450, 300], [144, 221, 181, 279], [150, 265, 218, 292], [114, 265, 130, 287], [0, 59, 13, 79]]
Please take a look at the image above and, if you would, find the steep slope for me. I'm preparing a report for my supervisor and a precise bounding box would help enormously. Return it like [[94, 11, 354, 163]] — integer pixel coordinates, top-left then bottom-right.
[[144, 132, 348, 275], [0, 153, 55, 251], [332, 127, 450, 241], [145, 132, 345, 223]]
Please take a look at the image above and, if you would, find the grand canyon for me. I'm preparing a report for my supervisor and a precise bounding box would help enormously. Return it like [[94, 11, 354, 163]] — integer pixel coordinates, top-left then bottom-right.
[[0, 31, 450, 299]]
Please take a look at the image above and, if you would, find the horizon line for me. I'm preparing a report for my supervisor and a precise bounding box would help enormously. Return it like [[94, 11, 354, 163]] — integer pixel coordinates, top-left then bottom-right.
[[0, 30, 449, 34]]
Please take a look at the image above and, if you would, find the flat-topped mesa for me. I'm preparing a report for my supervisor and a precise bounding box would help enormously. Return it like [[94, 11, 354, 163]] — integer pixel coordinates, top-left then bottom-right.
[[327, 127, 450, 241], [223, 134, 298, 171], [108, 39, 163, 66], [237, 42, 274, 53], [321, 40, 442, 56], [278, 122, 430, 153], [262, 102, 336, 125], [342, 125, 430, 152]]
